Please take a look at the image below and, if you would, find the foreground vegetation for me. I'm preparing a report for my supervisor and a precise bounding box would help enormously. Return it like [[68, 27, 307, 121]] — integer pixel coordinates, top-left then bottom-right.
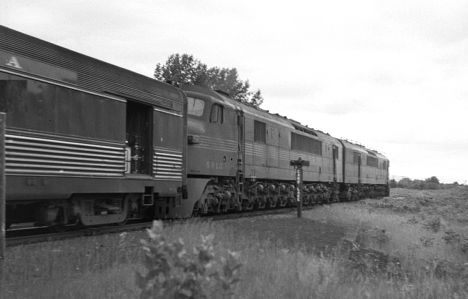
[[2, 187, 468, 298]]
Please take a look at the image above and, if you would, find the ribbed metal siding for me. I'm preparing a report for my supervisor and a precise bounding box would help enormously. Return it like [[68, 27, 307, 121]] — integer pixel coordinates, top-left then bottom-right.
[[193, 136, 237, 153], [5, 134, 125, 176], [153, 147, 183, 181], [0, 26, 183, 111]]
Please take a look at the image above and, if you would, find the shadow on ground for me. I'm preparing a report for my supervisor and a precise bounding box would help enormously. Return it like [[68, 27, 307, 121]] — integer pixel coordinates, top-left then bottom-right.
[[227, 216, 346, 254]]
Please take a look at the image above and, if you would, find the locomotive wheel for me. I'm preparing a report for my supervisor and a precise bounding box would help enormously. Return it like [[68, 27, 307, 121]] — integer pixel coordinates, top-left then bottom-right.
[[220, 202, 229, 213], [257, 197, 266, 209], [117, 217, 128, 226], [318, 195, 325, 204], [193, 201, 208, 216], [235, 198, 243, 212], [278, 196, 287, 207], [268, 197, 277, 208], [243, 199, 254, 211], [192, 207, 200, 217]]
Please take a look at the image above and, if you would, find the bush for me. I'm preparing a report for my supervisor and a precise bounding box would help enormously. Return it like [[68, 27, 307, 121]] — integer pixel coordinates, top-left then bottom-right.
[[136, 221, 242, 299], [395, 177, 441, 190]]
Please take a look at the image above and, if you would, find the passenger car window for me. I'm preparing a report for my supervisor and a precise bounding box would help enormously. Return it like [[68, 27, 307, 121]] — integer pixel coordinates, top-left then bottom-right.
[[187, 97, 205, 116]]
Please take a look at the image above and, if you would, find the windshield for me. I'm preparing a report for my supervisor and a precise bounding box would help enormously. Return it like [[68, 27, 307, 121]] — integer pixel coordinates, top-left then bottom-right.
[[187, 97, 205, 116]]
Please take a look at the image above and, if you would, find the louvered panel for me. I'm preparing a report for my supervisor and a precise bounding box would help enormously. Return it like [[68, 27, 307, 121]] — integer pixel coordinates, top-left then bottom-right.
[[5, 134, 125, 176], [193, 136, 237, 153], [153, 147, 183, 181]]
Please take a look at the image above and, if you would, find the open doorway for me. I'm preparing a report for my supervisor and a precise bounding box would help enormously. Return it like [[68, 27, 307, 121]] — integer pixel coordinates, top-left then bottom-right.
[[126, 101, 152, 175]]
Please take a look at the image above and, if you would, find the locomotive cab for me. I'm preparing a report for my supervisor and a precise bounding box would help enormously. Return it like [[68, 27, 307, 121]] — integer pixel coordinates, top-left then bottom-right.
[[183, 85, 240, 178]]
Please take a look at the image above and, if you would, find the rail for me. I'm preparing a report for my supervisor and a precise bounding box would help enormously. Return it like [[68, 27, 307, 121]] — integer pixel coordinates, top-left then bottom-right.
[[6, 206, 307, 247]]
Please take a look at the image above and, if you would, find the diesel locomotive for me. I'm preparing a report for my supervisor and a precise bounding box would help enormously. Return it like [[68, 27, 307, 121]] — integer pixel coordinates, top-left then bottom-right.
[[182, 86, 389, 215], [0, 26, 389, 229]]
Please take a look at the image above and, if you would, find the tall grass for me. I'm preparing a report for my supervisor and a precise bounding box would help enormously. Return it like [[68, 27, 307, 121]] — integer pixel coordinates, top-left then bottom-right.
[[2, 188, 468, 298], [2, 232, 143, 298]]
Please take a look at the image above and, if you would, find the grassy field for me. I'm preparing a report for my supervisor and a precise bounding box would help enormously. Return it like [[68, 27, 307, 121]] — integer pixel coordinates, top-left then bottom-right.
[[2, 187, 468, 298]]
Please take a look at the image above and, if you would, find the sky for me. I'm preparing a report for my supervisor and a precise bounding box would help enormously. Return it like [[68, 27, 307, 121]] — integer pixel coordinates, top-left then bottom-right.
[[1, 0, 467, 183]]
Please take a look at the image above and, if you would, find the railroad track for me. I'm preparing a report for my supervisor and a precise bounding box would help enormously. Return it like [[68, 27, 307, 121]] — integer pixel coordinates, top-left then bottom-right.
[[6, 205, 311, 247], [6, 221, 153, 247]]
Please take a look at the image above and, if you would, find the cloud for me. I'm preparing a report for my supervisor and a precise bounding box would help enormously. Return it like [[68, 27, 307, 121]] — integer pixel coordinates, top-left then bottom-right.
[[377, 0, 468, 45], [1, 0, 467, 183]]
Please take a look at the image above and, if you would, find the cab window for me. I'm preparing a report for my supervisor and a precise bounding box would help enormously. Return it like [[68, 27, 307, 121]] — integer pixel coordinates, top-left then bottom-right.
[[254, 120, 266, 143], [210, 104, 224, 123], [353, 152, 361, 164], [187, 97, 205, 117]]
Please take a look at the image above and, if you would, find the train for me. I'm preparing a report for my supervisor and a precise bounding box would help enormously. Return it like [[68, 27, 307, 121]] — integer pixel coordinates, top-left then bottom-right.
[[0, 26, 389, 229]]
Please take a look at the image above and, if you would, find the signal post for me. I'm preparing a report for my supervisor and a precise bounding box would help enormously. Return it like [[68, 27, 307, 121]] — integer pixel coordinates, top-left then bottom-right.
[[0, 113, 5, 289], [290, 157, 309, 218]]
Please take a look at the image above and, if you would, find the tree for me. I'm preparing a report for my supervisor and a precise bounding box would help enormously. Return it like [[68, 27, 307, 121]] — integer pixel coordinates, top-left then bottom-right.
[[425, 176, 440, 185], [154, 54, 263, 107], [154, 54, 206, 85], [424, 176, 440, 190], [397, 178, 412, 188]]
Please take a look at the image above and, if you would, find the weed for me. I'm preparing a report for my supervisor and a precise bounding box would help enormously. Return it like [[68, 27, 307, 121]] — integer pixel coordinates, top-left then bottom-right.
[[136, 221, 242, 299], [462, 240, 468, 254], [424, 217, 441, 233], [443, 230, 461, 245], [407, 216, 418, 224], [3, 187, 468, 298], [420, 236, 434, 247], [355, 228, 389, 251]]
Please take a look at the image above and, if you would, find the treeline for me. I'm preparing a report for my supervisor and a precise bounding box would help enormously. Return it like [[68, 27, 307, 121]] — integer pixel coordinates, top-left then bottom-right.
[[389, 176, 462, 190]]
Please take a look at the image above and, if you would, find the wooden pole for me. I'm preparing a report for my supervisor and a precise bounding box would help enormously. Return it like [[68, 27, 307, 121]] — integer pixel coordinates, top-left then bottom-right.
[[0, 112, 5, 260], [296, 166, 303, 218], [290, 157, 309, 218], [0, 112, 5, 293]]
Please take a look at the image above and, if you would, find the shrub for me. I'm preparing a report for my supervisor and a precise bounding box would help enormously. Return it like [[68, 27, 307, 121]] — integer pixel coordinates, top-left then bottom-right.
[[395, 176, 441, 190], [136, 221, 242, 299]]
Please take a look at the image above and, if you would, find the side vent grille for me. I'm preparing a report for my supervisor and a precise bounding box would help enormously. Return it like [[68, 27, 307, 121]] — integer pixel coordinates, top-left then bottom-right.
[[153, 147, 183, 181], [5, 134, 125, 176]]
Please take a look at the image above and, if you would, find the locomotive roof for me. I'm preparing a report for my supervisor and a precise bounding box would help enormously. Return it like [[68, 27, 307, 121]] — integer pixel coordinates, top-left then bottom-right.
[[340, 139, 388, 160], [183, 85, 295, 128], [183, 85, 238, 109], [183, 86, 387, 160], [0, 26, 184, 112], [209, 89, 343, 146]]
